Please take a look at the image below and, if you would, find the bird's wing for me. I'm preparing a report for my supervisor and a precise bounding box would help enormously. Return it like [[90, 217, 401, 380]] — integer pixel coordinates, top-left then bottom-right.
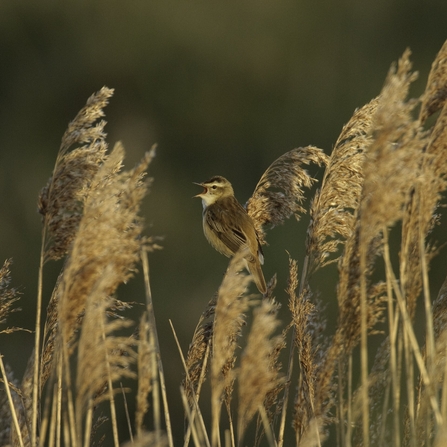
[[205, 207, 247, 255]]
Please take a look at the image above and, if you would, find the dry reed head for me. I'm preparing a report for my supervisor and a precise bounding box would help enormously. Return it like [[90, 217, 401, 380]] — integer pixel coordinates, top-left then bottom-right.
[[0, 259, 21, 334], [211, 249, 251, 439], [75, 283, 137, 423], [39, 87, 114, 261], [246, 146, 328, 245], [360, 50, 424, 243], [286, 256, 327, 439], [287, 257, 315, 437], [237, 298, 284, 443], [183, 294, 216, 403], [307, 98, 380, 273], [336, 230, 386, 346], [57, 143, 154, 348], [420, 39, 447, 123], [400, 42, 447, 319], [40, 271, 64, 391]]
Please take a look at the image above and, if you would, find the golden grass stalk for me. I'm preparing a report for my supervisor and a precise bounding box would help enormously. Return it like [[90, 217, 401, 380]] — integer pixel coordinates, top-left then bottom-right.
[[33, 87, 115, 446], [171, 320, 210, 447], [279, 100, 378, 446], [237, 298, 283, 446], [37, 142, 153, 445], [246, 146, 328, 245], [141, 248, 174, 447], [360, 42, 447, 446], [397, 84, 447, 444], [355, 50, 424, 446], [211, 250, 252, 447]]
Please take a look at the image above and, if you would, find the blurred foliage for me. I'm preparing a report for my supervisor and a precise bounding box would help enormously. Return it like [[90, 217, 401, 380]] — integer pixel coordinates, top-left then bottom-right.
[[0, 0, 446, 443]]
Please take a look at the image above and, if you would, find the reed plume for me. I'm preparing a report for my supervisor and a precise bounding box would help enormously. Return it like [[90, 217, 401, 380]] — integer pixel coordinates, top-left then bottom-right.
[[0, 259, 21, 335], [246, 146, 328, 245], [39, 87, 113, 261], [57, 143, 154, 349], [75, 282, 137, 443], [237, 298, 283, 445], [307, 98, 379, 274], [183, 295, 216, 405], [210, 249, 251, 447]]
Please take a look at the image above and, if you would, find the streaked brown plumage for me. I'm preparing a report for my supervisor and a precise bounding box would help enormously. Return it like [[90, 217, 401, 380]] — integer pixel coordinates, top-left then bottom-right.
[[194, 176, 267, 294]]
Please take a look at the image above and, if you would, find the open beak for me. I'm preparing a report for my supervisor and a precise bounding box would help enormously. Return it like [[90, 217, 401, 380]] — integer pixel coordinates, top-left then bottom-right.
[[193, 182, 207, 198]]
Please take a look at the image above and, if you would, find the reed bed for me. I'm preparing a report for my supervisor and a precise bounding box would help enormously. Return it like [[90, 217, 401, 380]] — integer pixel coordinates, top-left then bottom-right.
[[1, 39, 447, 446]]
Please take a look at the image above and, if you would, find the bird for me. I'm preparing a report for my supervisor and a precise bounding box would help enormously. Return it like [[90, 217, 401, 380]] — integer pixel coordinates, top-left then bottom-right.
[[194, 175, 267, 294]]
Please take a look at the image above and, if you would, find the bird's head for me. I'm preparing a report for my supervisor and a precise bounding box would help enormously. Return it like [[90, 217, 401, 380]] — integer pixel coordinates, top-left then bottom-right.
[[193, 176, 234, 206]]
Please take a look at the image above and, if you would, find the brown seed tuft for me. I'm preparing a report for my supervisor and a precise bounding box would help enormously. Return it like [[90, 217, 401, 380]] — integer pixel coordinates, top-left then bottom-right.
[[246, 146, 328, 245], [39, 87, 114, 261]]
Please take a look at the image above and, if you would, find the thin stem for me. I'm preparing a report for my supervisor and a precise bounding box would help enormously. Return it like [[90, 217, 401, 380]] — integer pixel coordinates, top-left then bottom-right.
[[419, 201, 435, 379], [383, 237, 442, 425], [33, 227, 47, 447], [100, 319, 119, 447], [383, 227, 401, 446], [181, 386, 202, 447], [121, 382, 134, 444], [142, 248, 174, 447], [183, 342, 211, 447], [83, 401, 93, 447], [170, 320, 210, 447], [258, 405, 276, 447], [346, 354, 352, 447], [278, 255, 309, 447], [359, 232, 369, 447], [62, 345, 77, 447]]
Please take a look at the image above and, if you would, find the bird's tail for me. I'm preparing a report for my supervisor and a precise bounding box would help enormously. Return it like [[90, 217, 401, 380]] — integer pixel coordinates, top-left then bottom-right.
[[247, 259, 267, 294]]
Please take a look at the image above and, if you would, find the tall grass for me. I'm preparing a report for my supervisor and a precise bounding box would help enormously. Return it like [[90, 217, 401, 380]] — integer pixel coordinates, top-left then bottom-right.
[[1, 39, 447, 446]]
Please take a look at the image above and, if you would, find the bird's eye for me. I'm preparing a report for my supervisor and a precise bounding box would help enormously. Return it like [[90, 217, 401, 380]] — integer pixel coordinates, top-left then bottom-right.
[[211, 185, 217, 190]]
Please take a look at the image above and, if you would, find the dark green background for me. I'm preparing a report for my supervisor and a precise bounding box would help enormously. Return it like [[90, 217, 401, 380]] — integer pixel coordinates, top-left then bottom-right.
[[1, 0, 446, 443]]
